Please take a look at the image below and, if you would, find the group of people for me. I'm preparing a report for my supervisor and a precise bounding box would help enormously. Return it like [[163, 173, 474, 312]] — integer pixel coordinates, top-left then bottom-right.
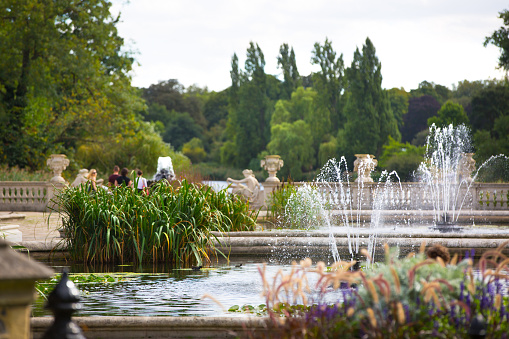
[[107, 166, 148, 192], [71, 165, 148, 193]]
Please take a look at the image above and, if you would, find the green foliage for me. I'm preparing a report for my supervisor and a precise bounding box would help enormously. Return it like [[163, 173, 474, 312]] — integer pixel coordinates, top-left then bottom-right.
[[270, 87, 331, 166], [428, 100, 470, 127], [277, 43, 301, 100], [0, 165, 51, 181], [342, 37, 400, 160], [228, 304, 267, 315], [311, 38, 344, 132], [75, 121, 189, 176], [267, 121, 315, 181], [182, 138, 207, 164], [379, 137, 425, 181], [162, 111, 203, 151], [318, 136, 338, 167], [223, 43, 274, 168], [266, 181, 298, 227], [36, 273, 131, 299], [410, 81, 451, 104], [484, 9, 509, 71], [0, 0, 143, 170], [387, 87, 410, 131], [54, 180, 257, 265]]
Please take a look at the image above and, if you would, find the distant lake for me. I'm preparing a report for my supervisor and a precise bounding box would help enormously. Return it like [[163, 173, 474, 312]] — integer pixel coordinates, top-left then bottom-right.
[[202, 180, 230, 192], [202, 181, 264, 193]]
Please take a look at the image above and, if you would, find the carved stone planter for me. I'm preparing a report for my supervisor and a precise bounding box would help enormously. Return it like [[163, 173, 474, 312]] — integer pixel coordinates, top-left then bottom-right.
[[47, 154, 70, 184], [353, 154, 377, 183], [261, 155, 284, 183]]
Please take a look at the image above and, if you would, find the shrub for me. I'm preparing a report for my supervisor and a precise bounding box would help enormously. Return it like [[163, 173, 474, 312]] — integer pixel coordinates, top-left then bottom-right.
[[0, 164, 52, 181], [260, 243, 509, 338], [266, 180, 298, 227]]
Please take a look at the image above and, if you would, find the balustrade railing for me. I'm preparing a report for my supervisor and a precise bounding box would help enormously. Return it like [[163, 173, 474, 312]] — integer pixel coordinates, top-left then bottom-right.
[[273, 182, 509, 211], [0, 182, 63, 212], [1, 180, 507, 212]]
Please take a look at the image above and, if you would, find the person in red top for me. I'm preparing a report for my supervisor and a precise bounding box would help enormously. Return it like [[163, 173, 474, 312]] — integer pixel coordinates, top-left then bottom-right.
[[108, 165, 120, 187]]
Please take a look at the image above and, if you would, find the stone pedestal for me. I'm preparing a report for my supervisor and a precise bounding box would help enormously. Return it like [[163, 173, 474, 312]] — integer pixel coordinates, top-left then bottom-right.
[[47, 154, 69, 184], [261, 155, 284, 183]]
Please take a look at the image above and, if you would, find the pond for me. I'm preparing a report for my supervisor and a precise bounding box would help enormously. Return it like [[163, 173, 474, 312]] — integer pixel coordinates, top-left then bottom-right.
[[33, 261, 333, 317]]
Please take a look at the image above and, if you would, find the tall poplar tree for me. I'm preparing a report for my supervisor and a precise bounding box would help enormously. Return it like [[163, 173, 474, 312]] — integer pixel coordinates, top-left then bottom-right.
[[311, 38, 345, 132], [277, 43, 300, 100], [222, 43, 270, 168], [342, 38, 400, 159]]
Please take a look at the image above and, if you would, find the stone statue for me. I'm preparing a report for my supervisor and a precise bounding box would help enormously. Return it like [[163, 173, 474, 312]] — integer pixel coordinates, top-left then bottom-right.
[[353, 154, 378, 183], [71, 169, 89, 188], [458, 153, 476, 183], [227, 169, 260, 202]]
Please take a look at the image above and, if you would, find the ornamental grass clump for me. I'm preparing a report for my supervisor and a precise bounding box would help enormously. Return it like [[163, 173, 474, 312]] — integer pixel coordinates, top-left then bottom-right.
[[54, 179, 257, 266], [261, 242, 509, 338]]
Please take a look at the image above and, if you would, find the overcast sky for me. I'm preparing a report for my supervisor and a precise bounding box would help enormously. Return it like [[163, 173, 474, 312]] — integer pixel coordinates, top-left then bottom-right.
[[110, 0, 508, 92]]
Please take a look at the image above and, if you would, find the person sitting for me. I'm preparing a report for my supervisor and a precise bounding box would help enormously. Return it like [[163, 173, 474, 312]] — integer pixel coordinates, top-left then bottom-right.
[[87, 169, 99, 192], [136, 169, 148, 193], [226, 169, 260, 202], [115, 167, 133, 188], [108, 165, 120, 187]]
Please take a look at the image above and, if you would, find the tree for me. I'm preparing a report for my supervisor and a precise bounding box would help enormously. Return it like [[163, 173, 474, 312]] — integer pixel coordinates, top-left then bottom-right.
[[469, 80, 509, 131], [410, 81, 450, 104], [387, 88, 410, 131], [270, 87, 330, 163], [311, 38, 345, 131], [378, 137, 425, 182], [222, 43, 271, 168], [182, 137, 207, 163], [484, 9, 509, 71], [0, 0, 145, 170], [277, 43, 300, 100], [162, 111, 203, 150], [401, 95, 441, 143], [142, 80, 207, 128], [267, 120, 315, 180], [428, 101, 470, 127], [341, 37, 400, 159]]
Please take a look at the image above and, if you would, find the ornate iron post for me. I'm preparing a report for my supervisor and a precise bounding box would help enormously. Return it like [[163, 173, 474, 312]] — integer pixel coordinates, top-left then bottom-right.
[[42, 270, 85, 339]]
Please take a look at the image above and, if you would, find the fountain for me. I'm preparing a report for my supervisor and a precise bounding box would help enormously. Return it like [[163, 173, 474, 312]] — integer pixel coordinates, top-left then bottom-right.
[[153, 156, 176, 182], [417, 124, 472, 232], [214, 123, 509, 265], [28, 125, 509, 336]]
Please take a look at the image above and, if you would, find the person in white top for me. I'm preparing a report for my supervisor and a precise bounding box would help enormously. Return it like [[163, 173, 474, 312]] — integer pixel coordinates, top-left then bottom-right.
[[136, 169, 148, 193]]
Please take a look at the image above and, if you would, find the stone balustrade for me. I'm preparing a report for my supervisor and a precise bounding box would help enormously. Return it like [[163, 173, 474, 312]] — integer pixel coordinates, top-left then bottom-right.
[[0, 179, 507, 213], [0, 181, 64, 212], [262, 181, 509, 211]]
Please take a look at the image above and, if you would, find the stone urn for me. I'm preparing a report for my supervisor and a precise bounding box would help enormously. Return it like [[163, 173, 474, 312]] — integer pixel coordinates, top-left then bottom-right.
[[457, 153, 476, 183], [47, 154, 70, 184], [261, 155, 284, 182], [353, 154, 377, 183]]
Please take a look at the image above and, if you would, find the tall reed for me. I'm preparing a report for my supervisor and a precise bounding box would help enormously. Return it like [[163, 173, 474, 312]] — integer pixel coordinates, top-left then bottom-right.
[[54, 180, 257, 266]]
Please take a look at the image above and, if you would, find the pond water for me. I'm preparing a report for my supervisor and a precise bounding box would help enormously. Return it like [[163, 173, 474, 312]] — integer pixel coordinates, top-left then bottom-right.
[[34, 261, 330, 317]]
